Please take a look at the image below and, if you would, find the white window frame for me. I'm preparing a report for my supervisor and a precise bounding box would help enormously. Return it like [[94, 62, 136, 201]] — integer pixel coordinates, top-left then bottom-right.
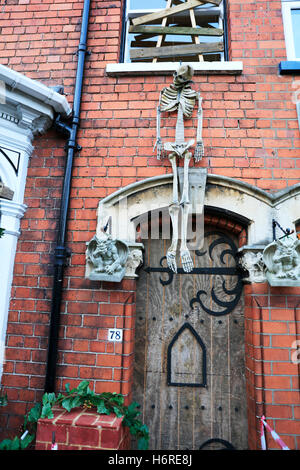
[[282, 0, 300, 61], [123, 0, 225, 64]]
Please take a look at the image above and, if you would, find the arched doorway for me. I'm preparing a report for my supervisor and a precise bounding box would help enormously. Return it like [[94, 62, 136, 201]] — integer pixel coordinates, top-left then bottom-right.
[[132, 222, 248, 450], [94, 173, 300, 450]]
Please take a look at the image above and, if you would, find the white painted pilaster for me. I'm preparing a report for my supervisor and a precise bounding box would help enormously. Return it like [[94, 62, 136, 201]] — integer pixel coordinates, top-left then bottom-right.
[[0, 200, 26, 379], [0, 64, 71, 384]]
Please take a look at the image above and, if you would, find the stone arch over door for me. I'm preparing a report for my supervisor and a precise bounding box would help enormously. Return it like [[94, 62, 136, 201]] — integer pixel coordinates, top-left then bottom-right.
[[96, 174, 300, 249]]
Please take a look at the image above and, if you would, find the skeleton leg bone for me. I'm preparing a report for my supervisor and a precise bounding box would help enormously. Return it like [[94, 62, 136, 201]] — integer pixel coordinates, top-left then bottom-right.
[[167, 152, 180, 273], [179, 151, 193, 273]]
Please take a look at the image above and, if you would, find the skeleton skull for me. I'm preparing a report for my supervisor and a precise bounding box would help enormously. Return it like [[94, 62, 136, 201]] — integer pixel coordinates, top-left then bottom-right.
[[173, 64, 194, 86]]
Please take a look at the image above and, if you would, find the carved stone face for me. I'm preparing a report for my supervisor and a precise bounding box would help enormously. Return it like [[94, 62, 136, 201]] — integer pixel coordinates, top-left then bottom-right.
[[96, 239, 109, 255], [277, 237, 297, 256]]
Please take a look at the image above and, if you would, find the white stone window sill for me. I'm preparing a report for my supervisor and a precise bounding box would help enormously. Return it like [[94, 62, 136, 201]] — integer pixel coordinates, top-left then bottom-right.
[[106, 61, 243, 76]]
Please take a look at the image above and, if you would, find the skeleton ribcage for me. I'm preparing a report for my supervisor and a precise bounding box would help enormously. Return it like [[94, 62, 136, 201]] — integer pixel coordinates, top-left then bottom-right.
[[160, 84, 197, 118]]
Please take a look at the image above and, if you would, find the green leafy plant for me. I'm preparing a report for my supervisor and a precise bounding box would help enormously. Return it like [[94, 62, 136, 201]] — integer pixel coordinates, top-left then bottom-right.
[[0, 228, 4, 238], [0, 434, 34, 450], [0, 381, 149, 450]]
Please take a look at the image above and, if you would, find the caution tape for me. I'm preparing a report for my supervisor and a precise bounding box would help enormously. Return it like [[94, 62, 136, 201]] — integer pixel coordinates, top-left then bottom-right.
[[260, 416, 290, 450]]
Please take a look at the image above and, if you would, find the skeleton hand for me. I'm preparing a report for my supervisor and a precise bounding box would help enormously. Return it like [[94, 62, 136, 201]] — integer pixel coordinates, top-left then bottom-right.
[[180, 249, 194, 273], [194, 140, 204, 162], [154, 138, 163, 160], [166, 250, 177, 273]]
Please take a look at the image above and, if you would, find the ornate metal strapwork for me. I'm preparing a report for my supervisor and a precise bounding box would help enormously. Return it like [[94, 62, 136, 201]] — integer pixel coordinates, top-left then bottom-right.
[[199, 438, 236, 450], [144, 231, 244, 316]]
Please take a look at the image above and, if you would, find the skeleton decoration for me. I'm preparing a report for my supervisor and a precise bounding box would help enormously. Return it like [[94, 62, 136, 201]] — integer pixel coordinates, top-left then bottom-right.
[[263, 236, 300, 286], [154, 64, 204, 273], [86, 233, 129, 282]]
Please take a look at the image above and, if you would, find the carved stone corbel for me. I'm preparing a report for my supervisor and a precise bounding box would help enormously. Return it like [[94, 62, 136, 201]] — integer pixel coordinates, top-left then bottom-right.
[[85, 234, 129, 283], [238, 245, 266, 283], [124, 243, 144, 279], [85, 235, 144, 282], [263, 237, 300, 286], [0, 182, 14, 200]]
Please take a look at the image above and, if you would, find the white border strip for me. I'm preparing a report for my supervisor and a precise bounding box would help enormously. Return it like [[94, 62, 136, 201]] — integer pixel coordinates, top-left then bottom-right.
[[282, 1, 300, 61], [106, 61, 243, 76]]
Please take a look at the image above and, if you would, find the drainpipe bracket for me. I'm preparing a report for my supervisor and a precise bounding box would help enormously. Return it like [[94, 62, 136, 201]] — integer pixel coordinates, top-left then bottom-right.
[[53, 114, 72, 137], [54, 245, 72, 266], [76, 47, 91, 57]]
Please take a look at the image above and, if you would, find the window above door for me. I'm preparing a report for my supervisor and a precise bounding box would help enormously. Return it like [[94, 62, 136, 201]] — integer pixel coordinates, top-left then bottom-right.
[[282, 0, 300, 61], [121, 0, 228, 64]]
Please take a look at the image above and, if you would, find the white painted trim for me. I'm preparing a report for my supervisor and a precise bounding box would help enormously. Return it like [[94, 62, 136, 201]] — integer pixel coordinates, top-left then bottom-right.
[[0, 64, 71, 117], [0, 132, 32, 203], [282, 1, 300, 61], [0, 130, 30, 385], [0, 201, 27, 381], [106, 61, 243, 76]]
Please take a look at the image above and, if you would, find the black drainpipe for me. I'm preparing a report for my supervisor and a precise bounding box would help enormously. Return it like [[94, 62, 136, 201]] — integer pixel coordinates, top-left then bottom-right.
[[44, 0, 91, 393]]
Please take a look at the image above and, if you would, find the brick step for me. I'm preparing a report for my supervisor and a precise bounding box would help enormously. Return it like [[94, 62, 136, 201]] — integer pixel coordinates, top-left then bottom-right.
[[35, 406, 130, 451]]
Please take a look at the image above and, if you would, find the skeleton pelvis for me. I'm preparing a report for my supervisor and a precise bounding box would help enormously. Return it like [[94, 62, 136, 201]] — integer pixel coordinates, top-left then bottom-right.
[[164, 139, 194, 157]]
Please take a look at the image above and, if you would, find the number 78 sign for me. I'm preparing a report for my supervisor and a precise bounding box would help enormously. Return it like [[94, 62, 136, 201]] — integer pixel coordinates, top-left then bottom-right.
[[108, 329, 123, 342]]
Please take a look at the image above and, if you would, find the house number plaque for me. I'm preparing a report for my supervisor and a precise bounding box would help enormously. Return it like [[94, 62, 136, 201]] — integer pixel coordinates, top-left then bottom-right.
[[107, 328, 123, 342]]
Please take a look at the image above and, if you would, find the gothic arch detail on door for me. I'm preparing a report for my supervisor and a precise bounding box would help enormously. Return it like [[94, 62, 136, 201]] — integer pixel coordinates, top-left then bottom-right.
[[167, 322, 207, 388]]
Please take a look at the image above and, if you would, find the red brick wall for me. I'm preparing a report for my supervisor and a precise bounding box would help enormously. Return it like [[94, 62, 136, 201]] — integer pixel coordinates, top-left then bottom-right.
[[228, 0, 300, 191], [244, 283, 300, 450], [0, 0, 299, 449]]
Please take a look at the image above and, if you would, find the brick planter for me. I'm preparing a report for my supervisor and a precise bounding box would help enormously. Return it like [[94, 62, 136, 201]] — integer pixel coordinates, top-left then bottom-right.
[[35, 406, 130, 450]]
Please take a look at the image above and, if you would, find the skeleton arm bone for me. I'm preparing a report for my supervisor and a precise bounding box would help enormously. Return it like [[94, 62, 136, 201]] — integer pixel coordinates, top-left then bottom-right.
[[153, 90, 164, 159], [194, 93, 204, 162]]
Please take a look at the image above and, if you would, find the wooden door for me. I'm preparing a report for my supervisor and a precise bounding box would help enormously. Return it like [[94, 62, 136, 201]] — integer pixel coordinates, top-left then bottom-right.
[[133, 227, 248, 450]]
